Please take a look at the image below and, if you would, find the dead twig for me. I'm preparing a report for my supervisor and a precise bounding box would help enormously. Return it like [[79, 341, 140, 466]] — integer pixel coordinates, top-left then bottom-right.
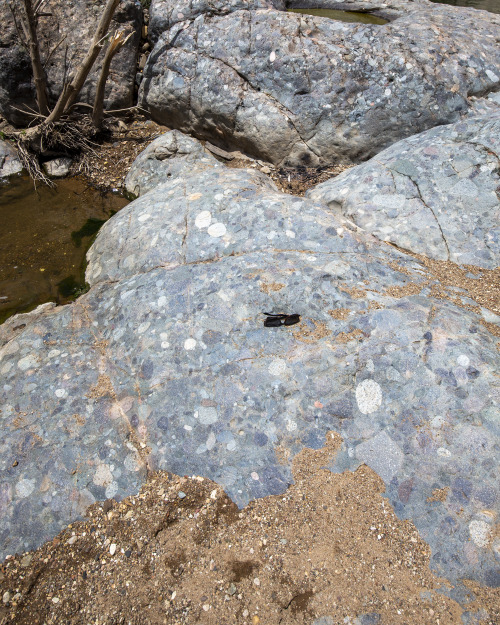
[[92, 29, 133, 129], [42, 34, 67, 69], [15, 138, 54, 187]]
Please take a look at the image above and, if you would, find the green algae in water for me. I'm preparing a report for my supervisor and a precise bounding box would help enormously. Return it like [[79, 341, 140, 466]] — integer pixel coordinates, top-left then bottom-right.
[[0, 176, 128, 324], [56, 275, 90, 298], [71, 217, 108, 248], [288, 8, 388, 24]]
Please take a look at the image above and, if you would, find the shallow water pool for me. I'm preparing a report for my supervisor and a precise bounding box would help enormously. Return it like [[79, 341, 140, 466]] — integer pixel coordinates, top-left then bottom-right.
[[287, 8, 388, 24], [431, 0, 500, 14], [0, 176, 128, 323]]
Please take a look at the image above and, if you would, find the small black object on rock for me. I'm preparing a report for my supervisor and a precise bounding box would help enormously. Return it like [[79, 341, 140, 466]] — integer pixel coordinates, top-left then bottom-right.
[[263, 312, 301, 327]]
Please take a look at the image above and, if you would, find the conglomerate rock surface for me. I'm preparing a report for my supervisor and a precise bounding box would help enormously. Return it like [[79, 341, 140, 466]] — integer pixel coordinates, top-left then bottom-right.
[[0, 0, 142, 126], [149, 0, 285, 43], [124, 129, 221, 198], [140, 0, 500, 165], [0, 147, 499, 600], [306, 113, 500, 269]]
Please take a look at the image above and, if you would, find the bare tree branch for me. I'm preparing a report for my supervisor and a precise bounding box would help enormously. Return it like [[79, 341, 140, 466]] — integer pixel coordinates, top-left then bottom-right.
[[19, 0, 50, 115], [42, 34, 67, 69], [92, 30, 132, 129], [9, 4, 28, 52], [45, 0, 121, 124]]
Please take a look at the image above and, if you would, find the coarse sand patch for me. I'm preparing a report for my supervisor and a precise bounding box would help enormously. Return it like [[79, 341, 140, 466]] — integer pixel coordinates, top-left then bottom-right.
[[1, 432, 498, 625]]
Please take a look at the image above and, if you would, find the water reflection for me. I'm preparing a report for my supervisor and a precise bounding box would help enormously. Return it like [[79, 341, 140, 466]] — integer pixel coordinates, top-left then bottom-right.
[[430, 0, 500, 13], [0, 176, 128, 323], [288, 8, 388, 24]]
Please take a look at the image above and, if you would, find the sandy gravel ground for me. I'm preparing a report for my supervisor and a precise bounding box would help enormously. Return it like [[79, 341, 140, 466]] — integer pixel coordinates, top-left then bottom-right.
[[1, 433, 498, 625]]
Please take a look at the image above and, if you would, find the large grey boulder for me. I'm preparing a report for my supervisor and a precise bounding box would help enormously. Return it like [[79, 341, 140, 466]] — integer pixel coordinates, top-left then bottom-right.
[[0, 0, 142, 126], [140, 1, 500, 165], [149, 0, 285, 44], [124, 129, 221, 198], [306, 113, 500, 269], [0, 140, 22, 178], [1, 151, 499, 600]]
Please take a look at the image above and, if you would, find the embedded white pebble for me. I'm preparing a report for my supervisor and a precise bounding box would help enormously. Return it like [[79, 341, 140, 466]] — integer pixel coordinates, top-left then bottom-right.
[[355, 379, 382, 414], [437, 447, 452, 457], [469, 520, 492, 548], [286, 419, 297, 432], [198, 407, 218, 425], [15, 478, 35, 498], [17, 355, 39, 371], [251, 472, 259, 481], [268, 359, 287, 377], [431, 415, 446, 429], [55, 388, 67, 398], [457, 354, 470, 367], [184, 338, 197, 350], [109, 543, 117, 556], [138, 213, 150, 222], [207, 222, 226, 237], [124, 453, 141, 472], [93, 464, 113, 487], [157, 295, 167, 307], [161, 342, 170, 349], [285, 230, 296, 238], [195, 210, 212, 228], [137, 322, 151, 334], [105, 481, 119, 499], [217, 290, 230, 302], [206, 432, 216, 450]]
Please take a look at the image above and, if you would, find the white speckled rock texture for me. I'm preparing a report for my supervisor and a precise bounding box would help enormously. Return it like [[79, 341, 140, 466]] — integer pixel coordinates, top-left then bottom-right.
[[1, 146, 499, 600], [306, 113, 500, 268], [140, 0, 500, 165], [149, 0, 285, 43]]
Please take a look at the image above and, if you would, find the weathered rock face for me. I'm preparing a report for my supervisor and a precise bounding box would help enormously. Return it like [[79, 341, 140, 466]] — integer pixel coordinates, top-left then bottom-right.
[[306, 113, 500, 269], [149, 0, 284, 44], [140, 1, 500, 165], [0, 0, 142, 126], [1, 144, 499, 597], [0, 140, 22, 178], [124, 129, 221, 198]]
